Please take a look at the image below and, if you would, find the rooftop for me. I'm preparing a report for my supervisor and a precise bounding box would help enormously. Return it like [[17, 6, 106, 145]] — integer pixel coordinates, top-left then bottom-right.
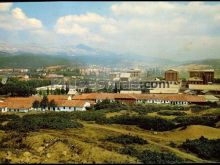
[[72, 93, 207, 103], [189, 69, 214, 72], [189, 84, 220, 91], [165, 69, 178, 72]]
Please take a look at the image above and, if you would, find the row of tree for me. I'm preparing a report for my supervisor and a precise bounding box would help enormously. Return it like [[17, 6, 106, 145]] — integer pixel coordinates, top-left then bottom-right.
[[38, 87, 69, 95], [32, 95, 57, 110], [0, 78, 51, 97]]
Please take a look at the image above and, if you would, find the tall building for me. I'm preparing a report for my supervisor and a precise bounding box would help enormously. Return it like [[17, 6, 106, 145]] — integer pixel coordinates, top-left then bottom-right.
[[188, 69, 214, 84], [127, 69, 141, 79], [165, 69, 179, 82]]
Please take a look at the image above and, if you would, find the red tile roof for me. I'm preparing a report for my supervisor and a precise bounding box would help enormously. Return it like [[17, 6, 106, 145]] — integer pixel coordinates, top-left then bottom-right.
[[55, 100, 92, 107], [72, 93, 206, 103], [0, 102, 7, 107], [48, 95, 69, 101], [4, 96, 41, 109]]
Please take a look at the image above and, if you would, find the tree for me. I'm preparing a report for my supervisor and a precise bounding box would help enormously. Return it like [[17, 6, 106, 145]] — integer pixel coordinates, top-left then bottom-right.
[[40, 95, 49, 110], [39, 90, 43, 96], [65, 82, 69, 94], [49, 99, 57, 111], [113, 82, 118, 93], [61, 87, 66, 95], [84, 87, 92, 93], [54, 88, 61, 95], [32, 100, 40, 109], [47, 87, 50, 95]]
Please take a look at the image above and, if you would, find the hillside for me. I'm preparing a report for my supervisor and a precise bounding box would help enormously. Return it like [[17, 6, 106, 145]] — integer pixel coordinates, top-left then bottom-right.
[[0, 44, 181, 68], [183, 59, 220, 69], [0, 53, 78, 68]]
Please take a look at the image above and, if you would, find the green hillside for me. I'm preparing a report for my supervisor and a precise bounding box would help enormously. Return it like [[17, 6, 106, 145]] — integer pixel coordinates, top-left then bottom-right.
[[186, 59, 220, 69], [0, 53, 78, 68]]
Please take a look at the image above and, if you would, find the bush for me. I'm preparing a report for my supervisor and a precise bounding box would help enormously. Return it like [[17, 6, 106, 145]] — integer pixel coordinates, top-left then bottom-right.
[[157, 111, 187, 116], [137, 149, 184, 164], [173, 116, 220, 127], [97, 115, 177, 131], [129, 104, 189, 115], [119, 146, 139, 156], [138, 117, 177, 131], [0, 114, 20, 122], [104, 134, 148, 145], [180, 136, 220, 161], [70, 111, 106, 122], [94, 100, 128, 111], [190, 105, 210, 111], [2, 113, 83, 132]]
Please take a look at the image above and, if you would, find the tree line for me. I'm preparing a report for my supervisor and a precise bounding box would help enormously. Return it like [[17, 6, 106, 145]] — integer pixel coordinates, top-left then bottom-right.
[[0, 78, 51, 97], [32, 95, 57, 111]]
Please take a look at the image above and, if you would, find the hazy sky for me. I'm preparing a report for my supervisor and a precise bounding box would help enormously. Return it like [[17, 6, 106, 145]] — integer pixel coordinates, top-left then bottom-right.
[[0, 1, 220, 60]]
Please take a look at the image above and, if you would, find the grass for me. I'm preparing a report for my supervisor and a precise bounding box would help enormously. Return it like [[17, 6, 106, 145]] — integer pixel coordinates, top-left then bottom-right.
[[147, 111, 178, 120], [194, 108, 220, 116], [0, 107, 219, 163], [105, 110, 138, 118]]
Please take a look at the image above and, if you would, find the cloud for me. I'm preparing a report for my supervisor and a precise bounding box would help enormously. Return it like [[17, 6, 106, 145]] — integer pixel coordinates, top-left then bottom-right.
[[55, 23, 89, 35], [0, 3, 12, 12], [0, 7, 42, 31], [56, 13, 105, 25], [1, 2, 220, 60], [54, 12, 107, 43]]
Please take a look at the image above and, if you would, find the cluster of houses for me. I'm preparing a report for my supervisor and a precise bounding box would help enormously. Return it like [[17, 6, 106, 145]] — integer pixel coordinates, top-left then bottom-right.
[[0, 93, 218, 113]]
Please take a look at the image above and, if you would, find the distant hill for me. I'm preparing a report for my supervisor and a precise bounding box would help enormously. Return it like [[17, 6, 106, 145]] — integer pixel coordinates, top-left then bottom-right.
[[0, 44, 182, 69], [0, 53, 78, 68], [183, 59, 220, 69]]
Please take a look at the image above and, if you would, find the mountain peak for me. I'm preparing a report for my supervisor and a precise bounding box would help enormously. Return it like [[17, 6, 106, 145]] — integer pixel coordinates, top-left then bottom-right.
[[75, 44, 94, 51]]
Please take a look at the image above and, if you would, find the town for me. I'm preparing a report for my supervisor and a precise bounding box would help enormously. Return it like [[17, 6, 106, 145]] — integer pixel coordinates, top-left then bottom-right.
[[0, 66, 219, 112], [1, 1, 220, 164]]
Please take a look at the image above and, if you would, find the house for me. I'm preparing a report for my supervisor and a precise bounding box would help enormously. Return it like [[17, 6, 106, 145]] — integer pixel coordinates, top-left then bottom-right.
[[0, 95, 92, 113], [189, 84, 220, 94], [52, 100, 92, 112], [46, 74, 64, 78], [67, 89, 79, 96], [47, 95, 92, 111], [72, 93, 207, 105], [120, 90, 142, 94], [120, 73, 131, 81], [4, 96, 41, 112], [201, 95, 219, 103], [0, 101, 7, 113]]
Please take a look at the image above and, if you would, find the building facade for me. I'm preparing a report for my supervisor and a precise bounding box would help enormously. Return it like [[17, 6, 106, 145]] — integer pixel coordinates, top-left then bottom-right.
[[189, 69, 214, 84], [165, 70, 179, 82]]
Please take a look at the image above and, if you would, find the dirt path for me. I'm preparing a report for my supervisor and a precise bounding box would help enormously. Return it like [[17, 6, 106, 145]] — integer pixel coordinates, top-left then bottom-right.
[[83, 123, 212, 163]]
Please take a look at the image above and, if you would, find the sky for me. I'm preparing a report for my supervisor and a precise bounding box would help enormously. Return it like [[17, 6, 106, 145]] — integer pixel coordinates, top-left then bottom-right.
[[0, 1, 220, 60]]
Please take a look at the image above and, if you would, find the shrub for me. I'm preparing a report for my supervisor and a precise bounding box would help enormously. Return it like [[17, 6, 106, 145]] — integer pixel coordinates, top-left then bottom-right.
[[94, 100, 128, 111], [137, 149, 184, 164], [138, 117, 177, 131], [104, 134, 148, 145], [97, 115, 177, 131], [70, 111, 106, 121], [2, 113, 83, 132], [169, 141, 177, 148], [180, 136, 220, 161], [129, 104, 189, 115], [119, 146, 139, 156], [157, 111, 187, 116], [173, 116, 220, 127], [0, 114, 20, 122]]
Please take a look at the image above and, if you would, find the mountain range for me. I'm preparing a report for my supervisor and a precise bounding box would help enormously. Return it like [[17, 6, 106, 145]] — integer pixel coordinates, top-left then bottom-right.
[[0, 44, 219, 69]]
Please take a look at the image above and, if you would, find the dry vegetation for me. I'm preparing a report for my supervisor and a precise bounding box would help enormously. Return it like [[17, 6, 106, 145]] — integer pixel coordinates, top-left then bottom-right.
[[0, 104, 220, 164]]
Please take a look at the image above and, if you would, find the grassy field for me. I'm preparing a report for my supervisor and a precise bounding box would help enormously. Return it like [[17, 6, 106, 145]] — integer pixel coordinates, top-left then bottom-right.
[[0, 107, 220, 164]]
